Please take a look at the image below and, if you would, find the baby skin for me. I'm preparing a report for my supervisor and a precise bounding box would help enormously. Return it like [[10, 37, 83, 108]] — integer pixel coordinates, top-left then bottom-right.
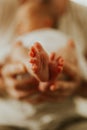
[[29, 42, 64, 90]]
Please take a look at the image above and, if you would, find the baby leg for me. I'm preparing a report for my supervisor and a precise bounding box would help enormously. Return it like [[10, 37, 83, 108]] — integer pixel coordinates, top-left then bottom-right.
[[39, 53, 64, 92], [49, 52, 64, 80], [29, 42, 49, 82]]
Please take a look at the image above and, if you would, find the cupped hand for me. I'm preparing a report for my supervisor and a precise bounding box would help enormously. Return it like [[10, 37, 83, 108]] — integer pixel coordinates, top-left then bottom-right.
[[29, 61, 81, 104], [2, 62, 39, 99]]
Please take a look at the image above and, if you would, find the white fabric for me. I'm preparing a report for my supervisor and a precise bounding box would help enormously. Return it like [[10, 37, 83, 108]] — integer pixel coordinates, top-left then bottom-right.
[[16, 28, 69, 53], [58, 1, 87, 80]]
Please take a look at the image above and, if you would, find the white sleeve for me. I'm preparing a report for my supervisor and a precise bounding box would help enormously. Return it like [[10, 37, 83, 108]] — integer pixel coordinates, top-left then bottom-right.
[[71, 3, 87, 80], [71, 2, 87, 51], [58, 2, 87, 81]]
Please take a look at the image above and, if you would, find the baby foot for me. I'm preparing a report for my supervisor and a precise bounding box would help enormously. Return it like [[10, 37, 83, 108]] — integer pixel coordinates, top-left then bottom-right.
[[29, 42, 49, 82], [49, 52, 64, 81], [39, 54, 64, 92]]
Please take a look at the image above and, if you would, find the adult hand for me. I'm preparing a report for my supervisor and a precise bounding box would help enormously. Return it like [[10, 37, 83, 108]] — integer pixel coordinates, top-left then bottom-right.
[[27, 61, 81, 104], [2, 62, 39, 99], [49, 61, 81, 101]]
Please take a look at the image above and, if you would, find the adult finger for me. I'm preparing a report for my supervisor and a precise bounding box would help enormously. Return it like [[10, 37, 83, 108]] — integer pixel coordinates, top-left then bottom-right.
[[2, 62, 27, 77], [25, 94, 64, 104], [54, 80, 79, 95], [4, 77, 39, 98], [63, 62, 80, 81], [14, 75, 39, 91]]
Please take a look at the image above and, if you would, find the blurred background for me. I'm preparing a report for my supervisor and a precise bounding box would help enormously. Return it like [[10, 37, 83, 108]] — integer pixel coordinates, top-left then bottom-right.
[[72, 0, 87, 6], [0, 0, 87, 130]]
